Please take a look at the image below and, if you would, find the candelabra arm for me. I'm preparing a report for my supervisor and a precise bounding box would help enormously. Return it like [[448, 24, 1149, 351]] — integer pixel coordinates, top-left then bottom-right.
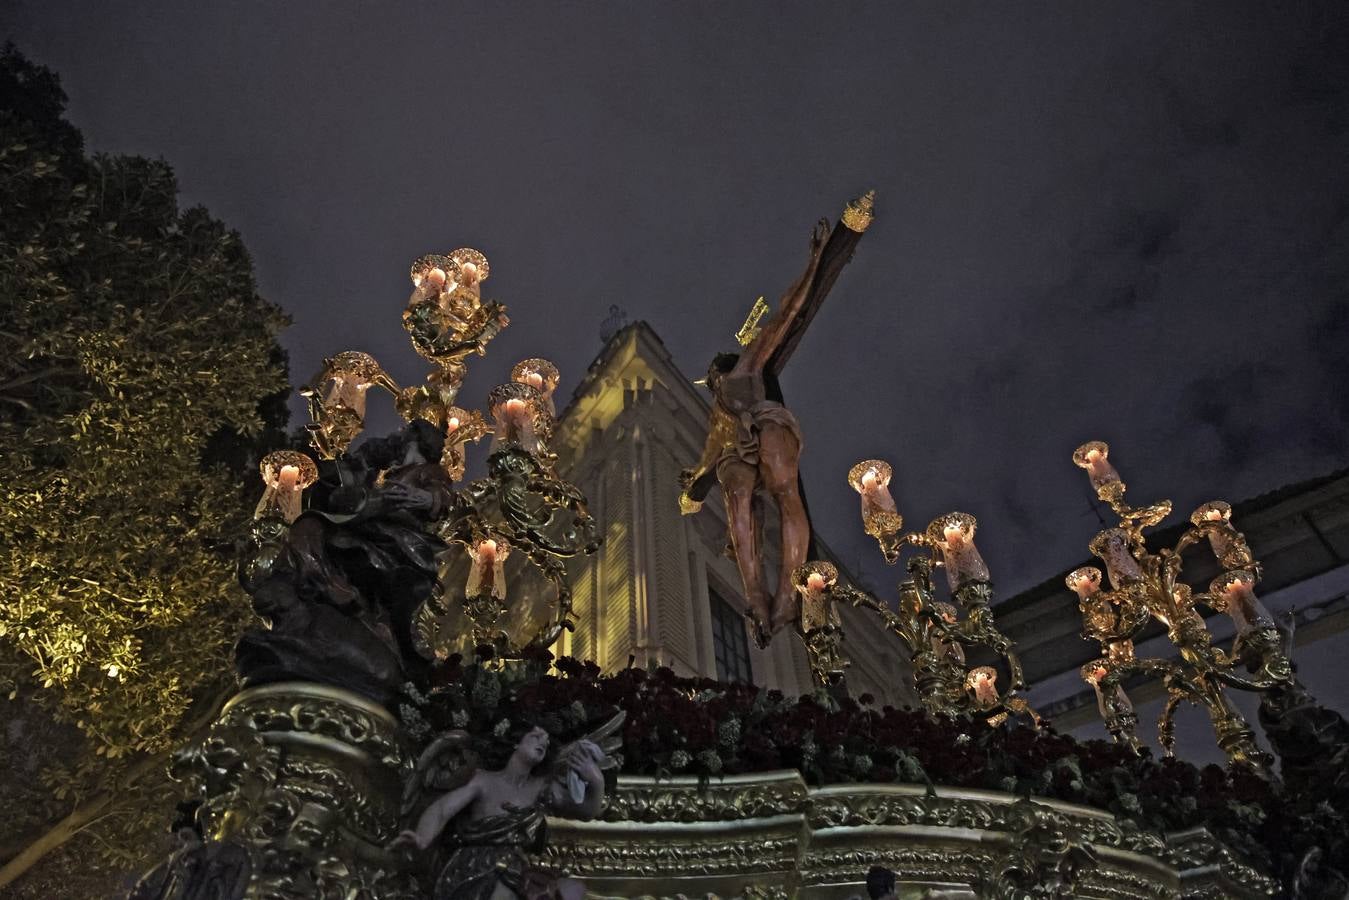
[[1107, 495, 1174, 534], [1169, 525, 1207, 559], [1098, 623, 1149, 647], [1158, 692, 1184, 757], [1004, 647, 1027, 693], [873, 529, 934, 566], [1156, 548, 1186, 623], [836, 584, 919, 651], [1210, 666, 1288, 693]]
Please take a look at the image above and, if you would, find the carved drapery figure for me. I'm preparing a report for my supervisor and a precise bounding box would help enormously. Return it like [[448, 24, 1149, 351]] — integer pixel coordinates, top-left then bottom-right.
[[680, 193, 874, 646], [396, 714, 624, 900], [236, 420, 461, 702]]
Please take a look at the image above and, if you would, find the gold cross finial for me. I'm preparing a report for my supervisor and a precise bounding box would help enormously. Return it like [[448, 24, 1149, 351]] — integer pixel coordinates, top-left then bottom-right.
[[841, 189, 876, 233]]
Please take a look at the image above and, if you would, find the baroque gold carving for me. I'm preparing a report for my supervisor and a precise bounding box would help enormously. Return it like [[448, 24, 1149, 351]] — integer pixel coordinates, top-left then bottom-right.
[[542, 775, 1270, 900], [602, 774, 809, 823], [164, 683, 417, 900]]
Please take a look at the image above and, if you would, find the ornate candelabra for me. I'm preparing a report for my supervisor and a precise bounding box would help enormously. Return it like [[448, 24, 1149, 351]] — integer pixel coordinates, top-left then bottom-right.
[[294, 249, 599, 660], [1065, 441, 1294, 767], [789, 459, 1039, 726], [134, 248, 609, 899]]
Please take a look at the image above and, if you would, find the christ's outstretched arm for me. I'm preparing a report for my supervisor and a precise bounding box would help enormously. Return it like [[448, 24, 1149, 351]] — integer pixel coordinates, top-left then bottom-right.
[[735, 219, 831, 376]]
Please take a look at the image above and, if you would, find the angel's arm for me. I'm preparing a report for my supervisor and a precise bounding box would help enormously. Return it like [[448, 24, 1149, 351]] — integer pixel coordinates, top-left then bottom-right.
[[734, 219, 830, 375], [410, 777, 481, 849], [550, 744, 606, 819]]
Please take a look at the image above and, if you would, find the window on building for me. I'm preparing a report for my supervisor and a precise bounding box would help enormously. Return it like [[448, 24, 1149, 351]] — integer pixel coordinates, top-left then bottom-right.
[[709, 587, 753, 684]]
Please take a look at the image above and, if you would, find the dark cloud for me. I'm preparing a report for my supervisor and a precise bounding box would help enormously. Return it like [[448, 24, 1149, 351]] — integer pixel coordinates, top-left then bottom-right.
[[5, 0, 1346, 601]]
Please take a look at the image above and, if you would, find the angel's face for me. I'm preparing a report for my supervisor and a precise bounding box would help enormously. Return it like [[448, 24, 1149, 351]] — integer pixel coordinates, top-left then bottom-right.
[[516, 726, 549, 765]]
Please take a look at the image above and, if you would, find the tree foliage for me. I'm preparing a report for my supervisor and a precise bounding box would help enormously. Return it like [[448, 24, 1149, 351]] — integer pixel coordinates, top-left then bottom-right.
[[0, 45, 290, 888]]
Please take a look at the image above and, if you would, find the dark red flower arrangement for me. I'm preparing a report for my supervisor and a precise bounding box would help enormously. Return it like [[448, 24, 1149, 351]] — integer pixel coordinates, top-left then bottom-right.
[[404, 654, 1337, 888]]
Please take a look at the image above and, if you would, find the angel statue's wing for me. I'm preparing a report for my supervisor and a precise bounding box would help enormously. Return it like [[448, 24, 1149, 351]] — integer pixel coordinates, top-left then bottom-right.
[[550, 710, 627, 806], [578, 709, 626, 767], [399, 729, 478, 822]]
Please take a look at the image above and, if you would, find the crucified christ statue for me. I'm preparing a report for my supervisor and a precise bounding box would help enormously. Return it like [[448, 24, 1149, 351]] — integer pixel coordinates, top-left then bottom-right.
[[679, 191, 874, 647]]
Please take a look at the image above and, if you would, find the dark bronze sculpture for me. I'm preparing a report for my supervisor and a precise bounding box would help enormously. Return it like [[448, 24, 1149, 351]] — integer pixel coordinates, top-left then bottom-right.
[[236, 419, 459, 703]]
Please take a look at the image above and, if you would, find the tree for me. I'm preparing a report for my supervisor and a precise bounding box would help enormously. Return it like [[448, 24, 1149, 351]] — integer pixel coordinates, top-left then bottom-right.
[[0, 45, 290, 893]]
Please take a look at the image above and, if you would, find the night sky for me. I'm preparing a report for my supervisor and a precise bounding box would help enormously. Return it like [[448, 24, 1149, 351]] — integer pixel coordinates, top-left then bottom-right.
[[7, 2, 1347, 603]]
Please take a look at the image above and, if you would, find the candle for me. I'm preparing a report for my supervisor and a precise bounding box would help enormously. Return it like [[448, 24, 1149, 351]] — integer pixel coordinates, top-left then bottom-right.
[[1082, 661, 1135, 719], [1210, 571, 1268, 635], [511, 359, 560, 418], [1065, 566, 1103, 601], [1086, 449, 1109, 479], [321, 351, 384, 423], [277, 465, 300, 492], [488, 382, 542, 453], [1190, 501, 1233, 561], [255, 451, 317, 523], [793, 562, 837, 632], [1089, 528, 1144, 590], [926, 512, 989, 592], [466, 538, 510, 600], [1067, 566, 1114, 635], [329, 374, 369, 417], [1073, 441, 1123, 497], [447, 416, 461, 433], [966, 666, 999, 709], [448, 248, 490, 297], [409, 253, 455, 288], [848, 459, 903, 537]]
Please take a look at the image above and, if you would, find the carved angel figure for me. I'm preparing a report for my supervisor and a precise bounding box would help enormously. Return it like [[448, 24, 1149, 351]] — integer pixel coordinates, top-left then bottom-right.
[[395, 713, 624, 900]]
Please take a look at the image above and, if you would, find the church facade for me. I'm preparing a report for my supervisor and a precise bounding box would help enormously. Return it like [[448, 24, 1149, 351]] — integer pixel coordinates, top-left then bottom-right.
[[549, 320, 914, 708]]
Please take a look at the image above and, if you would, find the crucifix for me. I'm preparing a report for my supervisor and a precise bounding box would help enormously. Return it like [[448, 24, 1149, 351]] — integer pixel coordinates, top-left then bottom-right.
[[680, 191, 874, 647]]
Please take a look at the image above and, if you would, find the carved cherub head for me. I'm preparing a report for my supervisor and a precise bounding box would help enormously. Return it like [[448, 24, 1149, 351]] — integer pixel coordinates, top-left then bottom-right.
[[514, 726, 550, 768], [478, 719, 560, 774]]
